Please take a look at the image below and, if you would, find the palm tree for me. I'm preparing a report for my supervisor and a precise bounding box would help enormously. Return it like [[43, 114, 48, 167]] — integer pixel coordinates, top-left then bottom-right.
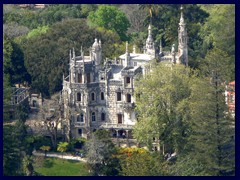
[[40, 145, 51, 158], [57, 142, 69, 159]]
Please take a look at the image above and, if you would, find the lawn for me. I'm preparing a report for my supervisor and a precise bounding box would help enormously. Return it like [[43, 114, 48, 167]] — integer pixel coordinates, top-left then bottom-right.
[[33, 156, 91, 176]]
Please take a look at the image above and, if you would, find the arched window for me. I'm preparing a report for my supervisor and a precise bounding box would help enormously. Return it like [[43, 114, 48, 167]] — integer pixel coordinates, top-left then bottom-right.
[[92, 112, 96, 122], [91, 92, 95, 101], [77, 92, 81, 101], [101, 113, 105, 121]]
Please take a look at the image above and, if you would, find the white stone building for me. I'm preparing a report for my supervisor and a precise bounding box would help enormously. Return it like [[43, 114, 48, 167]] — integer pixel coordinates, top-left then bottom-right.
[[61, 6, 188, 140]]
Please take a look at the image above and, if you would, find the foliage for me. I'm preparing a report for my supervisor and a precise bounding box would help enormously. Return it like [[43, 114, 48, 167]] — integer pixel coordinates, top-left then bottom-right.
[[119, 151, 168, 176], [134, 63, 192, 154], [3, 22, 29, 39], [85, 130, 119, 176], [33, 157, 90, 176], [3, 4, 87, 30], [3, 125, 22, 176], [69, 137, 87, 151], [3, 35, 31, 86], [57, 142, 69, 158], [199, 4, 235, 80], [88, 5, 130, 41], [40, 146, 51, 157], [23, 18, 121, 97], [22, 155, 34, 176], [31, 135, 52, 150], [26, 26, 49, 39]]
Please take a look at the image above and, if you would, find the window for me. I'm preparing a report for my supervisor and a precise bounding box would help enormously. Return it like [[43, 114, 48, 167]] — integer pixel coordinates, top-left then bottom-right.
[[126, 77, 131, 84], [87, 73, 91, 83], [92, 112, 96, 122], [77, 93, 81, 101], [101, 113, 105, 121], [126, 94, 131, 103], [77, 114, 84, 122], [32, 100, 37, 107], [91, 93, 95, 101], [117, 92, 121, 101], [78, 73, 82, 83], [80, 113, 84, 122], [134, 62, 138, 66], [101, 92, 104, 100], [118, 114, 122, 124], [78, 129, 82, 136]]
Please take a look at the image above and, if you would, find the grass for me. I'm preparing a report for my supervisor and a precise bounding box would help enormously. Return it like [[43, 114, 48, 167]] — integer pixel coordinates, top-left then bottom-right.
[[33, 157, 91, 176]]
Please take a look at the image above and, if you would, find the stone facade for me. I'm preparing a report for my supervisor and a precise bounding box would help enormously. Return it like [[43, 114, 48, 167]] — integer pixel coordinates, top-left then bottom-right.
[[62, 6, 188, 140]]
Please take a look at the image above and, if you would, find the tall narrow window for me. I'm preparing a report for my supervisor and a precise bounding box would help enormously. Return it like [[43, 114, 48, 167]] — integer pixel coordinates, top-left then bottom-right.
[[117, 92, 121, 101], [91, 93, 95, 101], [126, 77, 131, 84], [78, 129, 82, 136], [118, 114, 122, 124], [77, 115, 81, 122], [126, 94, 131, 103], [32, 100, 37, 107], [78, 73, 82, 83], [101, 92, 104, 100], [101, 113, 105, 121], [92, 112, 96, 122], [87, 73, 91, 83], [80, 113, 84, 122], [77, 93, 81, 101]]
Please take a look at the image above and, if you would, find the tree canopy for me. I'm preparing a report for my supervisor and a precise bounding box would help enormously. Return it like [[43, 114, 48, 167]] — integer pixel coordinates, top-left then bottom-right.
[[88, 5, 130, 41]]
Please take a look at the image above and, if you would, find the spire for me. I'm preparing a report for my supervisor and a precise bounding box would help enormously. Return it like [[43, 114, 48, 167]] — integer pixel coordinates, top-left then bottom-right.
[[81, 46, 83, 57], [179, 5, 185, 25], [126, 41, 129, 54], [147, 24, 153, 42], [73, 47, 76, 66], [145, 24, 155, 56], [178, 5, 188, 66], [73, 47, 75, 58], [133, 44, 136, 54]]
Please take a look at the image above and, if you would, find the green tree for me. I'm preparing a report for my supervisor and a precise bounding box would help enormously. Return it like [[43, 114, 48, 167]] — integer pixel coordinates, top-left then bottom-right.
[[199, 4, 235, 80], [88, 5, 130, 41], [3, 35, 31, 86], [40, 146, 51, 157], [119, 149, 168, 176], [23, 18, 121, 97], [188, 48, 235, 175], [22, 155, 34, 176], [57, 142, 69, 159], [85, 130, 119, 176], [134, 63, 191, 154], [3, 125, 22, 176]]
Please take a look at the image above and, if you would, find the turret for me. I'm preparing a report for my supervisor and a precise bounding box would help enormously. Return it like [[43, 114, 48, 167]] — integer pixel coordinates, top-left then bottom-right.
[[125, 42, 131, 67], [145, 24, 155, 56], [177, 5, 188, 66]]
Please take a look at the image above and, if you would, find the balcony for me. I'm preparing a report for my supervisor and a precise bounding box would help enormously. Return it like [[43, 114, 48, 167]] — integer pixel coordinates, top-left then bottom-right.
[[74, 122, 87, 127], [122, 102, 135, 110], [99, 123, 133, 130]]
